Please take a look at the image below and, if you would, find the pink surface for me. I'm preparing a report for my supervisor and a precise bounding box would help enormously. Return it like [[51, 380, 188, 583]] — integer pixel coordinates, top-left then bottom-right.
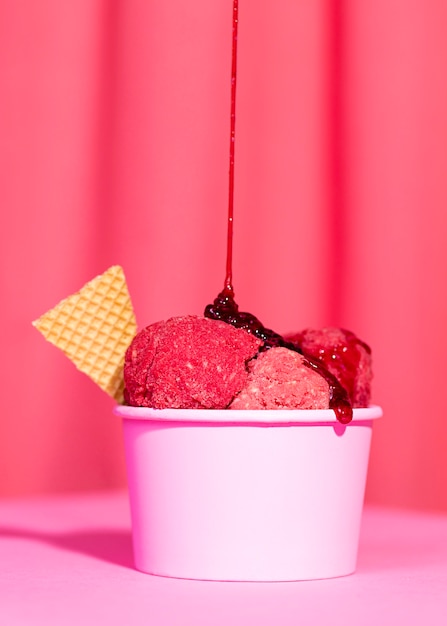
[[1, 490, 446, 625], [1, 0, 447, 513]]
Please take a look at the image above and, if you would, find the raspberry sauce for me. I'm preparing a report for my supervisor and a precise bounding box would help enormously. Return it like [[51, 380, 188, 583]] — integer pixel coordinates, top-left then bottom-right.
[[288, 329, 371, 407], [204, 1, 352, 424], [205, 289, 353, 424]]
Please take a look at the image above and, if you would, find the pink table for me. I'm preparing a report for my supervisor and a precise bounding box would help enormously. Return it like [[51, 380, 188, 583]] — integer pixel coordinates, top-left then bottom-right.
[[1, 490, 446, 625]]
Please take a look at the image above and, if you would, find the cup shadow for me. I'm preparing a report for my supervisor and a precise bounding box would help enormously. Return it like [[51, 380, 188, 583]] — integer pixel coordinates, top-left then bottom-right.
[[0, 526, 134, 569]]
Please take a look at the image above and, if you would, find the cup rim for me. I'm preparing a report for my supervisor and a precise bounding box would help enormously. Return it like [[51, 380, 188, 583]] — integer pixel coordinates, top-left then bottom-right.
[[114, 404, 382, 425]]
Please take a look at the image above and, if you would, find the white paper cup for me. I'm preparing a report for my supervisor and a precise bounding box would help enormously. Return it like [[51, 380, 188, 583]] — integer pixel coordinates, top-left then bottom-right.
[[114, 405, 382, 581]]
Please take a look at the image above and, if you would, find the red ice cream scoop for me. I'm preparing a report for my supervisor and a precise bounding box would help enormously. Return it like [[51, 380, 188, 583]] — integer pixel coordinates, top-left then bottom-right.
[[285, 328, 373, 408], [123, 315, 261, 409]]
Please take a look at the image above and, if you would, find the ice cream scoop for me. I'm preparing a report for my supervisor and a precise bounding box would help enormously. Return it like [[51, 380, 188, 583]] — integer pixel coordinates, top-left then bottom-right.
[[123, 315, 261, 409], [285, 328, 373, 408], [229, 347, 330, 410]]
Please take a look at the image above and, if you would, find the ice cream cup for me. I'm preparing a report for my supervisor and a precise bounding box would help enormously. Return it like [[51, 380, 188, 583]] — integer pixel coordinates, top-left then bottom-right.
[[114, 405, 382, 581]]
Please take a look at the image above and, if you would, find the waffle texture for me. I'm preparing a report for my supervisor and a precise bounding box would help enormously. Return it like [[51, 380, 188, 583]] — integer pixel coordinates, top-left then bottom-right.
[[32, 266, 137, 403]]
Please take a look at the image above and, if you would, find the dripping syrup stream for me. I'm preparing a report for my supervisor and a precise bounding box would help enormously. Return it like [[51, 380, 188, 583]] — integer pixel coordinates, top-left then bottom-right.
[[204, 1, 353, 424], [224, 0, 239, 294]]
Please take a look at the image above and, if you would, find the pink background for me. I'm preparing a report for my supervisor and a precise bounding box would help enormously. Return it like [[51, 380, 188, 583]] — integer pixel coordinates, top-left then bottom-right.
[[1, 0, 447, 511]]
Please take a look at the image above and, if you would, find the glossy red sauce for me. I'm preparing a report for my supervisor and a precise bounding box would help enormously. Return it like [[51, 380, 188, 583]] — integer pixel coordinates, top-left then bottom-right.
[[204, 1, 353, 423]]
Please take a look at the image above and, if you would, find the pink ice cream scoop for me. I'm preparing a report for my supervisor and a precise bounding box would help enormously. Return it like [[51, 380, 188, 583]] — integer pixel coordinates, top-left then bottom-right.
[[124, 315, 261, 409], [285, 328, 373, 408], [229, 347, 330, 410]]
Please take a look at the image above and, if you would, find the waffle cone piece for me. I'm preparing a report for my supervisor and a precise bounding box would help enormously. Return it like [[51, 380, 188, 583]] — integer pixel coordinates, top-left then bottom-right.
[[32, 266, 137, 403]]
